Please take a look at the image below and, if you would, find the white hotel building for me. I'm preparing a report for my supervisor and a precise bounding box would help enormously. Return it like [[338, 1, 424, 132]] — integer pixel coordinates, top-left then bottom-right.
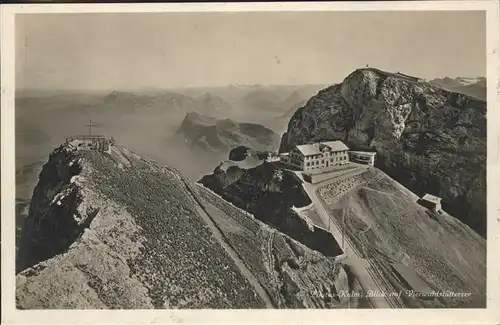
[[280, 141, 350, 172]]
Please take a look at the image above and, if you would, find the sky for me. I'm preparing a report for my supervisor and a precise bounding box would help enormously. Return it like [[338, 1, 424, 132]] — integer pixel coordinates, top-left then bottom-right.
[[15, 11, 486, 91]]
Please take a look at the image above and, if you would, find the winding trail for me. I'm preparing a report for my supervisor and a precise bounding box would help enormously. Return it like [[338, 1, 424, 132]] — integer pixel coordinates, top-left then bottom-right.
[[168, 169, 275, 308]]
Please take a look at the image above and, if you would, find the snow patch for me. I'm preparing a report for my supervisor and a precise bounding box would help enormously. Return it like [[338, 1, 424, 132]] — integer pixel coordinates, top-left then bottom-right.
[[456, 77, 483, 86]]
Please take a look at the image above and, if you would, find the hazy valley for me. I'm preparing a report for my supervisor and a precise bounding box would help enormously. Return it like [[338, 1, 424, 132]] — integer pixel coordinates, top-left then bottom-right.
[[14, 84, 321, 250]]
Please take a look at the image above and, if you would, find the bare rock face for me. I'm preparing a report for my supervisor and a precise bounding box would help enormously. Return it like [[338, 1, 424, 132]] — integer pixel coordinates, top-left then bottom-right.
[[16, 143, 360, 309], [17, 146, 92, 272], [228, 145, 255, 161], [280, 68, 486, 236], [199, 162, 344, 259]]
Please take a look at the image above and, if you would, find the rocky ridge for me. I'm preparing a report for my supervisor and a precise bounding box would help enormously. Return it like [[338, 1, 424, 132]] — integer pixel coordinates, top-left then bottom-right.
[[279, 68, 486, 236], [16, 143, 360, 309]]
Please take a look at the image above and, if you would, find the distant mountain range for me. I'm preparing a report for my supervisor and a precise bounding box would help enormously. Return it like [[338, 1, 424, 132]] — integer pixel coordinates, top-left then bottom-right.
[[101, 90, 199, 114], [172, 84, 326, 103], [174, 111, 280, 154], [239, 88, 285, 112], [281, 90, 306, 109], [17, 84, 322, 117], [193, 92, 235, 116], [238, 87, 320, 115], [429, 77, 486, 100]]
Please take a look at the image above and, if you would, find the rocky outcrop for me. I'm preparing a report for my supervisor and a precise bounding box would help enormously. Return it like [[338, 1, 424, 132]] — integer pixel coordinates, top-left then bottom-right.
[[229, 145, 255, 161], [17, 147, 89, 272], [200, 152, 264, 191], [175, 112, 280, 153], [199, 161, 344, 258], [16, 143, 359, 309], [279, 68, 486, 237]]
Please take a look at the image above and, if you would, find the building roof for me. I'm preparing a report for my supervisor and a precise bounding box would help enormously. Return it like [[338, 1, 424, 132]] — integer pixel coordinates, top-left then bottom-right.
[[295, 140, 349, 156], [295, 144, 321, 156], [349, 151, 377, 156], [322, 141, 349, 151], [422, 193, 442, 204]]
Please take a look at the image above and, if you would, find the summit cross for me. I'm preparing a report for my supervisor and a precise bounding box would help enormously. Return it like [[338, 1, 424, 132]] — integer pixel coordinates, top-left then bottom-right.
[[85, 120, 95, 137]]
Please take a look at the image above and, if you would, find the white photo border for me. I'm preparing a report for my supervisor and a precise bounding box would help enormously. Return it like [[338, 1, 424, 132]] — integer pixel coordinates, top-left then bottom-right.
[[1, 1, 499, 324]]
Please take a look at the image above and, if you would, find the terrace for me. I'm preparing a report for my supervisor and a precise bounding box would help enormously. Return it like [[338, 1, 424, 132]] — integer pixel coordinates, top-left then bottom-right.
[[65, 135, 114, 152]]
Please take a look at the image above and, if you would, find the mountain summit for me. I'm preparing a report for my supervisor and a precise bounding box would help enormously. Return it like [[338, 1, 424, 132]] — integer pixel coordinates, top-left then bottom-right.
[[16, 142, 359, 309], [279, 68, 486, 237]]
